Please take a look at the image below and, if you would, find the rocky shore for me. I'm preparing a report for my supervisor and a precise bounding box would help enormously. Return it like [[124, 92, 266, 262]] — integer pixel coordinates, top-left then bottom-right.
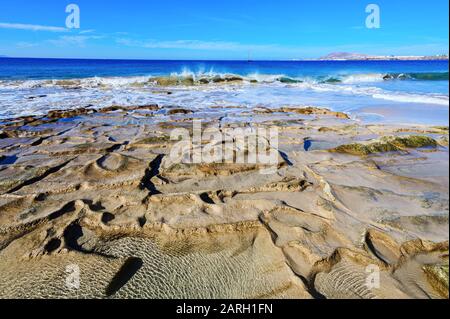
[[0, 104, 448, 299]]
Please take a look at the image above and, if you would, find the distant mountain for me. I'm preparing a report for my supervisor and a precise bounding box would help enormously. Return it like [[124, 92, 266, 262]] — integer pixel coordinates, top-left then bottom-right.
[[319, 52, 449, 61], [320, 52, 370, 60]]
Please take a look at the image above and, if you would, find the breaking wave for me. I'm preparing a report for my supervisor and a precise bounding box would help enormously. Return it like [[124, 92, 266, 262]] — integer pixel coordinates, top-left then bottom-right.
[[0, 70, 448, 90]]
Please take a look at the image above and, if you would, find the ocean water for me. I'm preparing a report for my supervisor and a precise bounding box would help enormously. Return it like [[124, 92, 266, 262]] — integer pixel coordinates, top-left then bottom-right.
[[0, 58, 448, 125]]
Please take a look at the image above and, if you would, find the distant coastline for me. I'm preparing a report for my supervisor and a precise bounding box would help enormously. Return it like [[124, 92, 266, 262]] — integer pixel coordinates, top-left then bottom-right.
[[318, 52, 449, 61], [1, 52, 449, 62]]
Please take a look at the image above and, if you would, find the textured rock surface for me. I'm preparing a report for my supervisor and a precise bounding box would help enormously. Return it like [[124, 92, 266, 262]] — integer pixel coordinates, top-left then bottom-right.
[[0, 105, 448, 299]]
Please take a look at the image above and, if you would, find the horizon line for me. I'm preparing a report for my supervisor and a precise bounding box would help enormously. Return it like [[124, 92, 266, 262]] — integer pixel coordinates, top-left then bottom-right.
[[1, 55, 449, 62]]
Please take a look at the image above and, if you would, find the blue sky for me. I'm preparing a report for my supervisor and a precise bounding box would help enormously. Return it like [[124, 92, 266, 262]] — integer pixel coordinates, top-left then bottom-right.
[[0, 0, 448, 59]]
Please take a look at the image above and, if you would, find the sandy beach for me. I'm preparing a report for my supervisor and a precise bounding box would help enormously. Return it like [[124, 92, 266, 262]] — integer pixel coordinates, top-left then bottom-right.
[[0, 102, 448, 299]]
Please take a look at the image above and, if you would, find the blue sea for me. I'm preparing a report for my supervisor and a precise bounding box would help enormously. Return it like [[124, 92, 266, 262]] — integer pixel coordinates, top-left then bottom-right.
[[0, 58, 448, 124]]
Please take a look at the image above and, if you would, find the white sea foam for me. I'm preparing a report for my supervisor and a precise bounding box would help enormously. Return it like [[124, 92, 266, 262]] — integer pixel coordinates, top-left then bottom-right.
[[79, 76, 152, 87], [287, 81, 449, 106], [341, 73, 385, 83], [372, 92, 449, 105], [0, 74, 448, 121]]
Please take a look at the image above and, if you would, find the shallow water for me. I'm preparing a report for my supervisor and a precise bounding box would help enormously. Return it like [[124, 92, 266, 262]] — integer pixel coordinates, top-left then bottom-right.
[[92, 232, 305, 299]]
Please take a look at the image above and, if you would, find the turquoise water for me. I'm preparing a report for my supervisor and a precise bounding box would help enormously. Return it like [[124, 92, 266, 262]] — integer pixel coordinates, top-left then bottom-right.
[[0, 58, 448, 124]]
